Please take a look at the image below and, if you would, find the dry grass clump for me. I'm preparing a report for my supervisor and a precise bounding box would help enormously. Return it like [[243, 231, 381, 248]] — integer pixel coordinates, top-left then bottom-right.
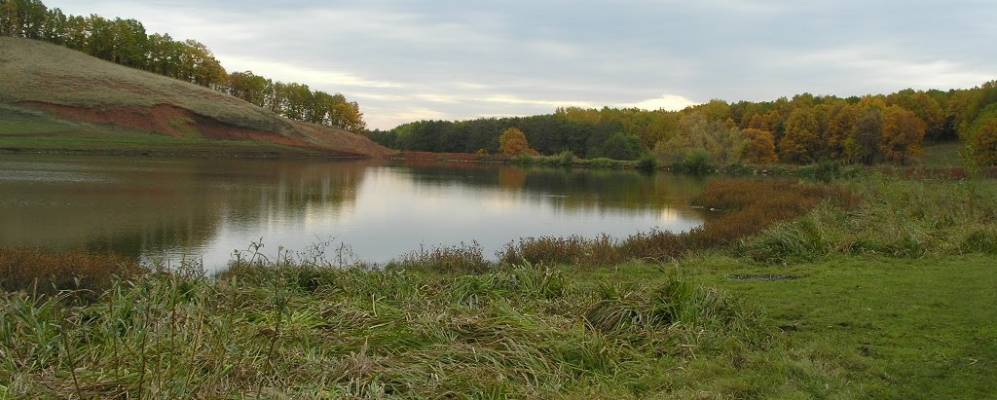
[[500, 179, 857, 266], [0, 248, 142, 300], [743, 178, 997, 262], [390, 242, 491, 274]]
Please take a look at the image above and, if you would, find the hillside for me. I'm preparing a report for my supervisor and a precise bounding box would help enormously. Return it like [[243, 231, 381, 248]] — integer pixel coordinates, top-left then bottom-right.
[[0, 37, 392, 158]]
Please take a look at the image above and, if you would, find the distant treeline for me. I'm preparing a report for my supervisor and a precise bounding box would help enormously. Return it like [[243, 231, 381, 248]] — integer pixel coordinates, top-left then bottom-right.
[[0, 0, 366, 132], [369, 84, 997, 167]]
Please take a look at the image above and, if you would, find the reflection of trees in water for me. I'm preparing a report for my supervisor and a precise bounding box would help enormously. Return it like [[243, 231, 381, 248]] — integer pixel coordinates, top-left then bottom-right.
[[0, 156, 366, 258], [3, 157, 710, 261], [399, 163, 709, 217], [498, 168, 528, 190]]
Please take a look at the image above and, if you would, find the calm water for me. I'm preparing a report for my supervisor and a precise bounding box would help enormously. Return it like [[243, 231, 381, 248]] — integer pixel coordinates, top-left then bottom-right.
[[0, 155, 710, 270]]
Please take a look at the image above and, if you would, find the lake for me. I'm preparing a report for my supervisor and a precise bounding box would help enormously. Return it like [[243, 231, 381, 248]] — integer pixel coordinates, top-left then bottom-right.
[[0, 155, 710, 271]]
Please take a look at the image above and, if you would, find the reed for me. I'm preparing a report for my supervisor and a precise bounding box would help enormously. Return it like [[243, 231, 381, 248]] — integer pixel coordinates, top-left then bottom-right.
[[499, 179, 857, 266]]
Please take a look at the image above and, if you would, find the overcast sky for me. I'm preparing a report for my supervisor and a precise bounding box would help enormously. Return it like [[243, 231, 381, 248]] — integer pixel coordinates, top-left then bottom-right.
[[48, 0, 997, 129]]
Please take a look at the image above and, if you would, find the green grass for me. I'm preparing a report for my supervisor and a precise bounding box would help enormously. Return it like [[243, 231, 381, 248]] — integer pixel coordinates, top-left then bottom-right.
[[919, 142, 966, 168], [1, 178, 995, 399], [585, 254, 997, 399]]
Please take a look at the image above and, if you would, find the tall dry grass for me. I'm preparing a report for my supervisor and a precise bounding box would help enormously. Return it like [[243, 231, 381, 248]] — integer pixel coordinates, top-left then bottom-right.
[[0, 248, 142, 300], [500, 179, 857, 266]]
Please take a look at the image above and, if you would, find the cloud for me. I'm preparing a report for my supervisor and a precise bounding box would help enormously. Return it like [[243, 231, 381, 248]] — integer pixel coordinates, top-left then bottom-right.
[[624, 94, 700, 111], [394, 108, 449, 121], [482, 95, 595, 108], [45, 0, 997, 130], [218, 55, 403, 89], [786, 46, 993, 90]]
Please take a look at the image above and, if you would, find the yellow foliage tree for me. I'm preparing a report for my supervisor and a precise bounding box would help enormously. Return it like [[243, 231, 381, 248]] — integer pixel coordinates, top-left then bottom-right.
[[499, 128, 538, 157], [741, 128, 777, 164], [969, 117, 997, 167], [779, 108, 821, 163], [881, 106, 927, 164], [826, 104, 860, 159]]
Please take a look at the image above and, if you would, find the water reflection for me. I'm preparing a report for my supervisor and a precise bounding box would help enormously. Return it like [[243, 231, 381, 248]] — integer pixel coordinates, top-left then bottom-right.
[[0, 155, 709, 270]]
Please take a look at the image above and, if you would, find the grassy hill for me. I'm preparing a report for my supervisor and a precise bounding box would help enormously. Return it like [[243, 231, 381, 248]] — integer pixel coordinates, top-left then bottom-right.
[[0, 37, 392, 158]]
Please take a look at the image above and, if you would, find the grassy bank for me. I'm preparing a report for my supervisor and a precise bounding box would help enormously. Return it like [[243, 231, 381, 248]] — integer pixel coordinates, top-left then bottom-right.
[[1, 178, 995, 399], [0, 106, 339, 159]]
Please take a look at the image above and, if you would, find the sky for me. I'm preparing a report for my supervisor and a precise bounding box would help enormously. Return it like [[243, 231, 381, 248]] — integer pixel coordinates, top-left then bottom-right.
[[47, 0, 997, 129]]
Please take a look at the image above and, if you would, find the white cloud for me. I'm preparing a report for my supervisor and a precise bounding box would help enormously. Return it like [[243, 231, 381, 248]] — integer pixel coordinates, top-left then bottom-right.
[[395, 108, 449, 121], [780, 45, 994, 90], [414, 94, 461, 103], [482, 95, 595, 108], [623, 94, 700, 111], [219, 55, 403, 89]]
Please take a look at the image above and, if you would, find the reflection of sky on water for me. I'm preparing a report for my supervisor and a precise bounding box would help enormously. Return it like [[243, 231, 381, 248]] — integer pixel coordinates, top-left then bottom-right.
[[194, 165, 703, 268], [1, 156, 709, 272]]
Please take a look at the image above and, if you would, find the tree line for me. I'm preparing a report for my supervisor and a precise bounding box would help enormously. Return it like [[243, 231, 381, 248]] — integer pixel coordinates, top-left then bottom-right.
[[369, 83, 997, 167], [0, 0, 366, 132]]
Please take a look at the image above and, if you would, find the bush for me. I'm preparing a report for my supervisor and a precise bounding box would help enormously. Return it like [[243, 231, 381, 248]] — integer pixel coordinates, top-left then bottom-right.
[[636, 154, 659, 173], [595, 132, 642, 161], [553, 150, 577, 167], [391, 242, 491, 274], [672, 149, 713, 175]]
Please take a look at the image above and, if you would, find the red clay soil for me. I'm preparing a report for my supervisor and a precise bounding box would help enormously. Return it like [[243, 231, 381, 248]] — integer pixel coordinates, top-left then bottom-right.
[[21, 101, 311, 146]]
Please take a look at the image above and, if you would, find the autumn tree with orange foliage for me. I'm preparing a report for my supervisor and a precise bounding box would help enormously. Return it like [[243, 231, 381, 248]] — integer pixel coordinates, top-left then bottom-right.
[[968, 116, 997, 166], [825, 104, 860, 160], [779, 108, 822, 163], [499, 128, 539, 157], [881, 106, 927, 164], [741, 128, 777, 164]]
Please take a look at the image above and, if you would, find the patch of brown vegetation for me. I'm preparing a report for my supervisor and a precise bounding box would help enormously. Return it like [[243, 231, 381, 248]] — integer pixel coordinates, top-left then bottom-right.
[[292, 121, 396, 158], [0, 248, 143, 301], [499, 179, 858, 266]]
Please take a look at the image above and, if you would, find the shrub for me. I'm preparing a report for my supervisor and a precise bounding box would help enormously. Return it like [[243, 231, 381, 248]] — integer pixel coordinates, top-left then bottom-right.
[[584, 276, 753, 336], [392, 242, 490, 274], [962, 227, 997, 254], [595, 132, 642, 161], [636, 154, 659, 173], [553, 150, 577, 167], [672, 149, 713, 175]]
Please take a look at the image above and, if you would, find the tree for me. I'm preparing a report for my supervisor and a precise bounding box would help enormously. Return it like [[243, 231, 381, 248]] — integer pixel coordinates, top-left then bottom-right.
[[499, 128, 538, 156], [779, 107, 822, 163], [968, 117, 997, 167], [888, 90, 946, 141], [844, 108, 883, 164], [0, 0, 18, 36], [741, 128, 777, 164], [597, 132, 642, 160], [826, 104, 860, 160], [655, 112, 745, 166], [0, 0, 47, 38], [880, 106, 926, 164]]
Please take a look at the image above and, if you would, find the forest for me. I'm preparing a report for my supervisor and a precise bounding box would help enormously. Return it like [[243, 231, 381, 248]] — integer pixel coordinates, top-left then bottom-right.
[[0, 0, 367, 132], [370, 84, 997, 167]]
